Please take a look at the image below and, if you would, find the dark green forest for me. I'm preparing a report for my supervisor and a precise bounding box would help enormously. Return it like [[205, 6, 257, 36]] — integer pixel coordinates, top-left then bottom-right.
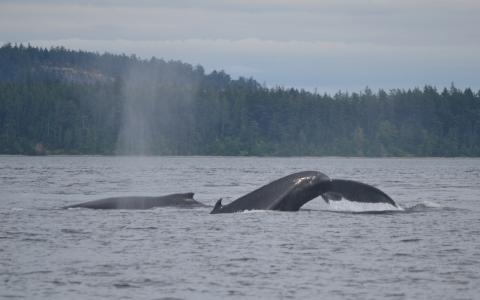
[[1, 43, 479, 156]]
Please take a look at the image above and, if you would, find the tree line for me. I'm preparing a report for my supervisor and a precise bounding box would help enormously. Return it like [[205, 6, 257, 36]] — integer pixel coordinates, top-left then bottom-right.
[[1, 43, 479, 156]]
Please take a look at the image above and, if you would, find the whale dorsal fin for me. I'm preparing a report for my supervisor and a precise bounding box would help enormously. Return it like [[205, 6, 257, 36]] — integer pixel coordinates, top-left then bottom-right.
[[210, 199, 223, 214]]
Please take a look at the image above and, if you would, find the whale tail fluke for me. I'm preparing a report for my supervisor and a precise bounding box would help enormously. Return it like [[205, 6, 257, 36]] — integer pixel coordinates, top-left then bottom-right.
[[210, 199, 223, 214], [322, 179, 397, 207]]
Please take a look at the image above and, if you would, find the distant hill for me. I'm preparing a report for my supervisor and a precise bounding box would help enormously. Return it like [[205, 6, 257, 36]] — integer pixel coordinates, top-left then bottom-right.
[[1, 43, 479, 156]]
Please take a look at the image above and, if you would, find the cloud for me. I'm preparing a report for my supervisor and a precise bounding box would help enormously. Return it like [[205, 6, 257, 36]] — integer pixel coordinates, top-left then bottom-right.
[[1, 0, 479, 92], [20, 38, 479, 92], [2, 1, 479, 45]]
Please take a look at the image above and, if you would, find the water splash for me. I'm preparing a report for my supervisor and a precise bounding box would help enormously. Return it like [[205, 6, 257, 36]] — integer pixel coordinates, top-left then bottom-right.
[[420, 200, 442, 208], [326, 198, 402, 212]]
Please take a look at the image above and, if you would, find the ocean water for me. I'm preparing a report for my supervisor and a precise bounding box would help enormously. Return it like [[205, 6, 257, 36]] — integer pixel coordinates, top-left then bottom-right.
[[1, 156, 479, 299]]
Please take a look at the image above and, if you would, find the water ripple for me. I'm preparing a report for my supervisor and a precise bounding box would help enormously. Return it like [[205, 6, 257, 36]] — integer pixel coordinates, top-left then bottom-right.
[[0, 156, 479, 299]]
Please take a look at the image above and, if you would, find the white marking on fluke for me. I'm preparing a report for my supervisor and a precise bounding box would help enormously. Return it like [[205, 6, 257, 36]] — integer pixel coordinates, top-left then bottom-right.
[[293, 176, 314, 185]]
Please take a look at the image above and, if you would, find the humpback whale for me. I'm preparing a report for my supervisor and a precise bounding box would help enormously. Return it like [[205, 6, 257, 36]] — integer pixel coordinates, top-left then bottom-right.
[[210, 171, 396, 214], [63, 192, 206, 209]]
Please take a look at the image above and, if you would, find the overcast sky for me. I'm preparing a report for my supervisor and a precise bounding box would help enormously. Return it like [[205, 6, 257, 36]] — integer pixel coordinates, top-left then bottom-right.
[[1, 0, 479, 93]]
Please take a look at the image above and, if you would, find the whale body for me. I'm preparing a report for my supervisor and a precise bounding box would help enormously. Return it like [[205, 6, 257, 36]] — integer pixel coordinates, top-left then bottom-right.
[[63, 192, 206, 210], [210, 171, 396, 214]]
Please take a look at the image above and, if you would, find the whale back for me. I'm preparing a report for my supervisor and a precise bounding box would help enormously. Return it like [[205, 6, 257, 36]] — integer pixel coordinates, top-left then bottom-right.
[[64, 192, 204, 209], [210, 171, 331, 213], [322, 179, 397, 207]]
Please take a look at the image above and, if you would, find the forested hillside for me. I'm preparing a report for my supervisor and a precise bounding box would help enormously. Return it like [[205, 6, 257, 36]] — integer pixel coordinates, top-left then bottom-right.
[[1, 44, 479, 156]]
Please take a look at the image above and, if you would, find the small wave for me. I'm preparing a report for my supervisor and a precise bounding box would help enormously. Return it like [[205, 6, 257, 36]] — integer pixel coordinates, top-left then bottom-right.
[[114, 283, 139, 289], [0, 294, 25, 298], [394, 253, 412, 257], [64, 207, 84, 210], [126, 226, 158, 230], [400, 238, 422, 243], [229, 257, 257, 262], [61, 228, 90, 234], [22, 270, 52, 275], [403, 202, 447, 212], [204, 182, 240, 187], [241, 209, 270, 214], [21, 238, 48, 242], [420, 200, 442, 208]]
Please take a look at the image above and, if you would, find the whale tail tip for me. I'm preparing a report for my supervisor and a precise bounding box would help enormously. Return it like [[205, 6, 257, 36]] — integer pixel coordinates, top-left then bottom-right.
[[210, 199, 223, 214], [322, 179, 397, 207]]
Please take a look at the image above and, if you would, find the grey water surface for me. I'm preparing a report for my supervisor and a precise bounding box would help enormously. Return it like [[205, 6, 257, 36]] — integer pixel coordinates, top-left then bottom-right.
[[1, 156, 479, 299]]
